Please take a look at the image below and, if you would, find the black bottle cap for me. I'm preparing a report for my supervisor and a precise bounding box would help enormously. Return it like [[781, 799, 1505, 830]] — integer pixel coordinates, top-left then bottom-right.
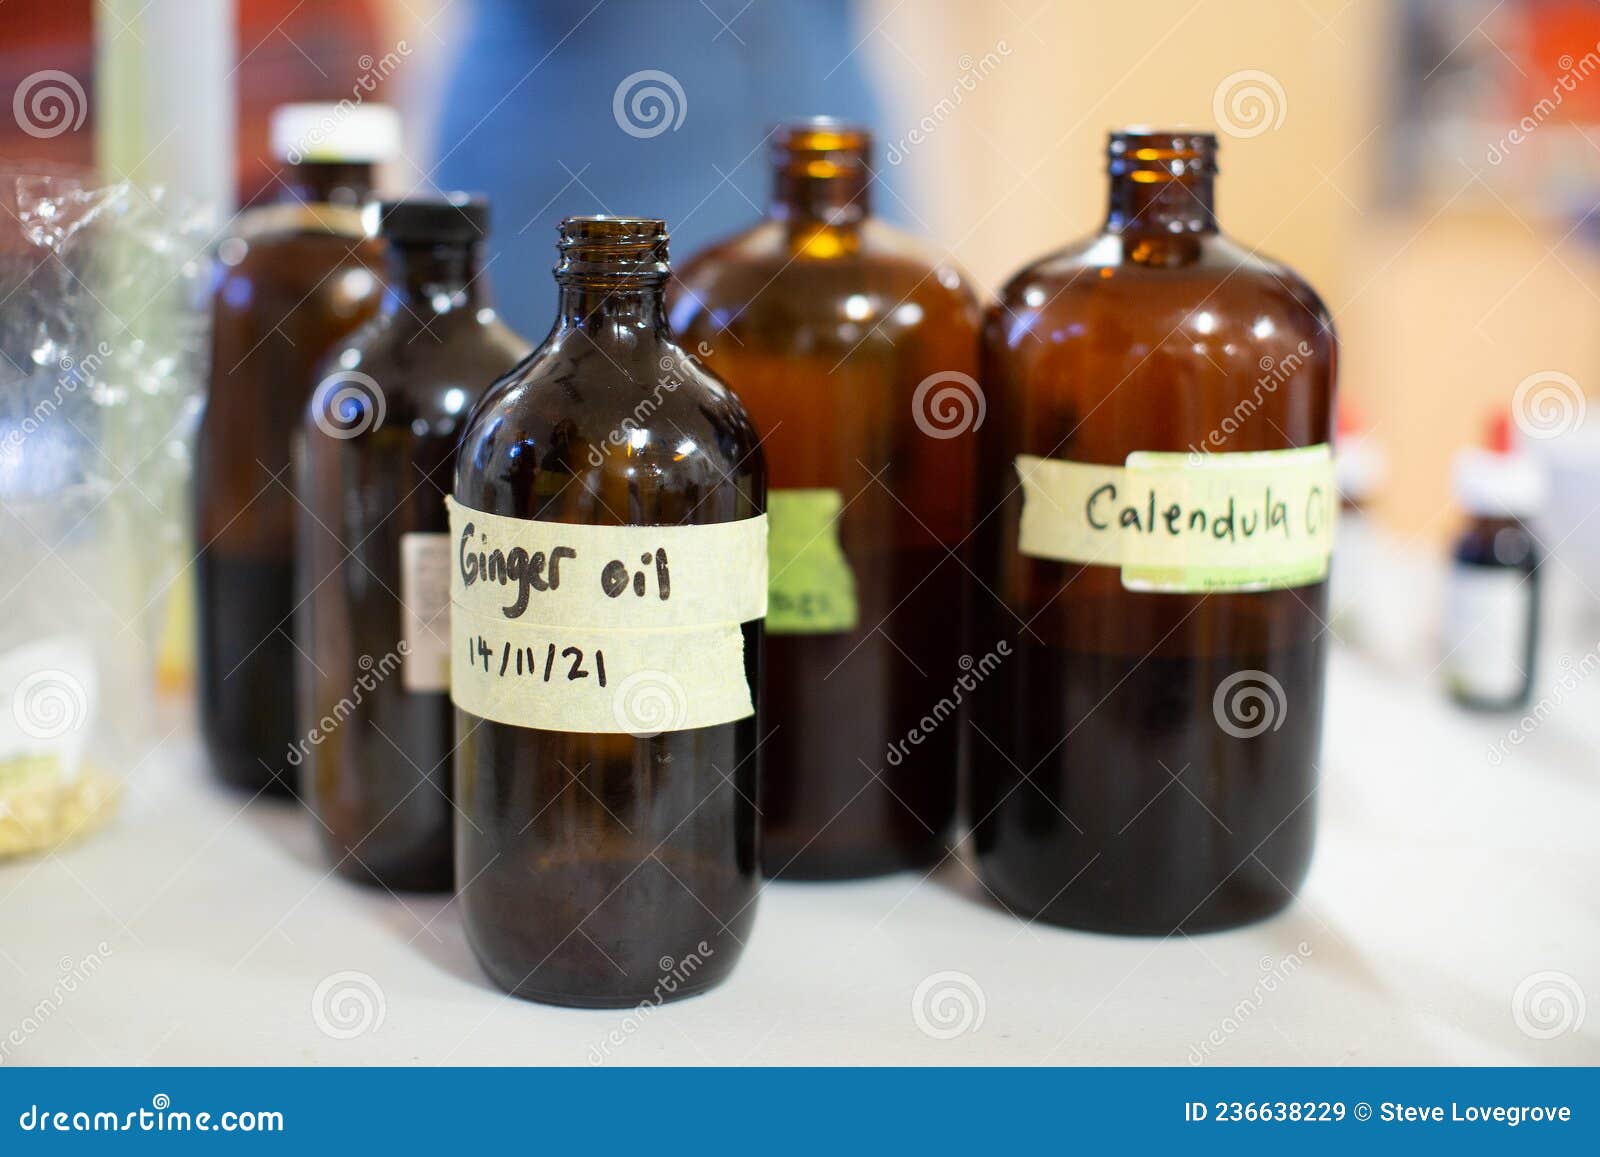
[[370, 193, 489, 243]]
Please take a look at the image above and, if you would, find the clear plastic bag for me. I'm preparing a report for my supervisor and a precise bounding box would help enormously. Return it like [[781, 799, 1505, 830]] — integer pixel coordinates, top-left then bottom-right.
[[0, 166, 211, 857]]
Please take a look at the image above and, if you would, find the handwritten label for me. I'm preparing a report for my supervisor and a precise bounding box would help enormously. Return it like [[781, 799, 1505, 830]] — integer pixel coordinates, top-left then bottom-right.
[[1015, 445, 1335, 593], [446, 498, 767, 733], [767, 488, 858, 635]]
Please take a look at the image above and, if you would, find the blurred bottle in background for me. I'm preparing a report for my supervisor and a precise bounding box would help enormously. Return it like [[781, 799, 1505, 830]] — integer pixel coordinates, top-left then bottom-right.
[[1329, 399, 1388, 648], [296, 195, 529, 890], [194, 103, 397, 794], [1442, 413, 1544, 712], [671, 120, 981, 880]]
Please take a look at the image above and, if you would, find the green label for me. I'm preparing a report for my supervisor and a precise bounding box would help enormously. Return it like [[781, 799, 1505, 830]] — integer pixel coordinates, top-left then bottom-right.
[[766, 489, 858, 634]]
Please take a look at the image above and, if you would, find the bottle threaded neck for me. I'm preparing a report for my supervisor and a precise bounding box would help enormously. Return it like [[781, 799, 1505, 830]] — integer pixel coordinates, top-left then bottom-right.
[[771, 118, 872, 225], [556, 215, 669, 282], [1105, 129, 1218, 235]]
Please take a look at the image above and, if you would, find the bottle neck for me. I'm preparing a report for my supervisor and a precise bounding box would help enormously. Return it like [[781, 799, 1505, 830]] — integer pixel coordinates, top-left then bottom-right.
[[279, 161, 376, 207], [771, 167, 871, 228], [383, 242, 488, 316], [1105, 170, 1217, 235], [555, 279, 669, 340]]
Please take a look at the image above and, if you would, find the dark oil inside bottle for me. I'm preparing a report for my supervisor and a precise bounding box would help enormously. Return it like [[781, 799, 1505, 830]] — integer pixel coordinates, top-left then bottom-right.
[[296, 196, 531, 891], [969, 131, 1336, 933], [196, 160, 385, 795], [453, 217, 763, 1006], [670, 120, 982, 879]]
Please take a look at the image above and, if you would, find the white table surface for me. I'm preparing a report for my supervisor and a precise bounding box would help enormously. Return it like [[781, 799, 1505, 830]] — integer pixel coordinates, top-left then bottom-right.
[[3, 642, 1598, 1067]]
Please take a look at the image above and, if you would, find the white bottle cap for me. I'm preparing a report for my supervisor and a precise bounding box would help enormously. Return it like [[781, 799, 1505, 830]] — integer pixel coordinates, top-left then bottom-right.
[[1453, 447, 1547, 518], [270, 103, 401, 165]]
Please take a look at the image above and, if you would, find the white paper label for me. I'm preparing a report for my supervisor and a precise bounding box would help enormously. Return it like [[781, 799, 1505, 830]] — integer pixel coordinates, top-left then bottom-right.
[[446, 498, 767, 734], [400, 532, 452, 693], [1443, 565, 1530, 701]]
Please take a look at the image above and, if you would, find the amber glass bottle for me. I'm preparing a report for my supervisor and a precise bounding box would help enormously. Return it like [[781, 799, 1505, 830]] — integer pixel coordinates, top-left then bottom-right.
[[452, 217, 765, 1006], [295, 196, 530, 891], [195, 104, 398, 794], [968, 131, 1337, 933], [671, 120, 981, 880]]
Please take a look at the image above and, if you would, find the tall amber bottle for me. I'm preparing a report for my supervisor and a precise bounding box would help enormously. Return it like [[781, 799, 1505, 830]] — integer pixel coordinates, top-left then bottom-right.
[[195, 104, 398, 794], [295, 196, 530, 891], [968, 131, 1337, 933], [452, 217, 765, 1006], [671, 120, 981, 879]]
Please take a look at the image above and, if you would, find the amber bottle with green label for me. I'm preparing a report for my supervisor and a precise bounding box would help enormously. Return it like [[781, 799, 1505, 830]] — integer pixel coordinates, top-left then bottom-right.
[[452, 217, 765, 1006], [671, 120, 982, 879], [968, 131, 1337, 933]]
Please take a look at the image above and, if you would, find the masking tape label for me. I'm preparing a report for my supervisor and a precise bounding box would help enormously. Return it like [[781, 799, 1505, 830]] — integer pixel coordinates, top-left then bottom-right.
[[766, 488, 858, 634], [446, 498, 766, 733], [399, 532, 451, 693], [1015, 445, 1335, 593]]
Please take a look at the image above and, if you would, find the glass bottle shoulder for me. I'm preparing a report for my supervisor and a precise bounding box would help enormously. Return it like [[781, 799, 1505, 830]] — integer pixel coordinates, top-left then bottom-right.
[[212, 229, 384, 324], [670, 218, 981, 341], [455, 330, 762, 520], [988, 229, 1335, 355], [306, 311, 529, 439]]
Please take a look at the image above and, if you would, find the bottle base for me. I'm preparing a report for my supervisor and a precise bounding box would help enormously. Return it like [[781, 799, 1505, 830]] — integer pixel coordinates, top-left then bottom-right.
[[980, 870, 1304, 936]]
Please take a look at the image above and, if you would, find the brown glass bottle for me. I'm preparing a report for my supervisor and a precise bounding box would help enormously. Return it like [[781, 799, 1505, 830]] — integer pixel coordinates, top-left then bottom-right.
[[453, 217, 764, 1006], [968, 131, 1337, 933], [670, 121, 981, 880], [195, 110, 396, 795], [295, 196, 530, 891]]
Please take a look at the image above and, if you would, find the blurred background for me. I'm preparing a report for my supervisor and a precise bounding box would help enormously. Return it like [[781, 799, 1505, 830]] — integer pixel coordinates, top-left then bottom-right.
[[3, 0, 1597, 684]]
